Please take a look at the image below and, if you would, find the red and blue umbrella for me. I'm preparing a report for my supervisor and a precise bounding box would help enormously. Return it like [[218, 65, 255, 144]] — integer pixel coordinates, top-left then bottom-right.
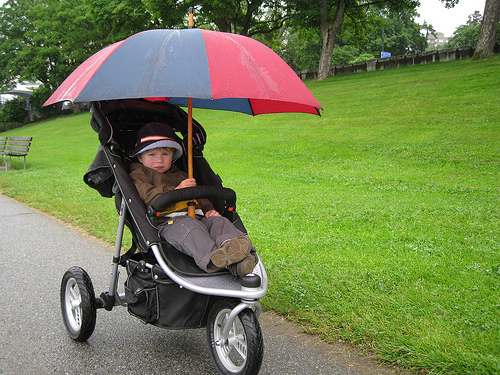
[[44, 28, 322, 217], [44, 28, 322, 116]]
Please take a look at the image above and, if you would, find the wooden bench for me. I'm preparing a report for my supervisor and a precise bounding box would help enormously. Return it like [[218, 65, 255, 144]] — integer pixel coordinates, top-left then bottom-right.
[[0, 137, 7, 167], [0, 136, 33, 170], [0, 136, 6, 151]]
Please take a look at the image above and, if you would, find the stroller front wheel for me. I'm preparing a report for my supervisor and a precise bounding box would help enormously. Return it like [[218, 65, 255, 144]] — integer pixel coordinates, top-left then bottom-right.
[[60, 267, 97, 342], [207, 299, 263, 375]]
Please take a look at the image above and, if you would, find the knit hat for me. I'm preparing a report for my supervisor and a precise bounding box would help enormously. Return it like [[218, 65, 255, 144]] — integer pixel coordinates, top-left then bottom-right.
[[130, 122, 183, 160]]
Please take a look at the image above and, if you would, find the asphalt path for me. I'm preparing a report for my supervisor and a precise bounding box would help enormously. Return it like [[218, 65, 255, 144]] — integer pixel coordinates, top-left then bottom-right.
[[0, 194, 400, 375]]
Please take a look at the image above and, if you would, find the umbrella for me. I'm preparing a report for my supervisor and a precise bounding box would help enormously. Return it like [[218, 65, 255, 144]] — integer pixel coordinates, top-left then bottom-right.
[[44, 28, 321, 115], [44, 28, 322, 216]]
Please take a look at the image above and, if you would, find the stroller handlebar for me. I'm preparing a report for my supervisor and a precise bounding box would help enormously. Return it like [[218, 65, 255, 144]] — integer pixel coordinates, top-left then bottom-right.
[[147, 186, 237, 219]]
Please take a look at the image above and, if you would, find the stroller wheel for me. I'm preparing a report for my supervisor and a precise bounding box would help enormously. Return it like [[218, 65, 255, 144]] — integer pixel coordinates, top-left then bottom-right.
[[207, 299, 263, 375], [60, 267, 97, 342]]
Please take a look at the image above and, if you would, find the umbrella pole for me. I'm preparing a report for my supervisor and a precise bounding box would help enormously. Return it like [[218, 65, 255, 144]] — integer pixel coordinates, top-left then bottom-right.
[[187, 10, 196, 218], [187, 97, 196, 218]]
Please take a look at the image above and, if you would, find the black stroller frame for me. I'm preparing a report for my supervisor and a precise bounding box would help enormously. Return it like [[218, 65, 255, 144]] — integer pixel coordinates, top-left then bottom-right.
[[60, 99, 267, 375]]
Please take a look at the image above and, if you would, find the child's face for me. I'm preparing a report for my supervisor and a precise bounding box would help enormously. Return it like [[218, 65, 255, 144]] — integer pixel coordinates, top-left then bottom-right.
[[138, 147, 174, 174]]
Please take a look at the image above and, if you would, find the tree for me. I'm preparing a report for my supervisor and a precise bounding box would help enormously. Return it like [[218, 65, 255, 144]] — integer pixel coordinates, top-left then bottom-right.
[[288, 0, 420, 80], [445, 11, 483, 48], [473, 0, 500, 59], [0, 0, 154, 109]]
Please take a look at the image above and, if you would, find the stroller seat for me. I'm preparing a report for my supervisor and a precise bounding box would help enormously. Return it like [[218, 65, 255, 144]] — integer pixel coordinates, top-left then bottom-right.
[[85, 99, 250, 278]]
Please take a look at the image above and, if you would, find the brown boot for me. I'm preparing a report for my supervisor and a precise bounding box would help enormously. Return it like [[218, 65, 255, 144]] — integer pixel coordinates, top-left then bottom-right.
[[227, 255, 256, 277], [210, 236, 251, 269]]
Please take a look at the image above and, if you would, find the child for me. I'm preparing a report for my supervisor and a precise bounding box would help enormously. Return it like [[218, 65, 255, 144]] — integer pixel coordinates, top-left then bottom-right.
[[129, 122, 256, 276]]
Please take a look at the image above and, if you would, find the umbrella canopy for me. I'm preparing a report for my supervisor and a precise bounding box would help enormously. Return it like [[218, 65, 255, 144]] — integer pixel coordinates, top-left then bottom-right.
[[43, 28, 322, 115]]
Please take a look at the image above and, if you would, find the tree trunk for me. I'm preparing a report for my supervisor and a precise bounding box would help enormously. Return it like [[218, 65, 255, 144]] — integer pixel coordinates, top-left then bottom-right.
[[317, 0, 347, 81], [473, 0, 500, 59]]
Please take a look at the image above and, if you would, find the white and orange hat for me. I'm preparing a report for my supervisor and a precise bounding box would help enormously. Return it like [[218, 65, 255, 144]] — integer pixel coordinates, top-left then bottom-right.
[[130, 122, 183, 160]]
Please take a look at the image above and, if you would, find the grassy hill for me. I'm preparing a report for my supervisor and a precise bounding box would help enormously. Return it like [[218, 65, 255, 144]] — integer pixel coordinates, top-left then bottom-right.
[[1, 55, 499, 374]]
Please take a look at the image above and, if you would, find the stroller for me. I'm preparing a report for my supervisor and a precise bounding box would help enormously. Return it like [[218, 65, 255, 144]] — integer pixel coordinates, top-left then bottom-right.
[[59, 99, 267, 375]]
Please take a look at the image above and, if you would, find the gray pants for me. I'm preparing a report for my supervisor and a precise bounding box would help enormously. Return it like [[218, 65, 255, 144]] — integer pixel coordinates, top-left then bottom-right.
[[159, 215, 251, 272]]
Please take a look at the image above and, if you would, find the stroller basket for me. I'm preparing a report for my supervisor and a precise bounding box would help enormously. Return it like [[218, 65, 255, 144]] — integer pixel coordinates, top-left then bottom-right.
[[125, 258, 211, 329]]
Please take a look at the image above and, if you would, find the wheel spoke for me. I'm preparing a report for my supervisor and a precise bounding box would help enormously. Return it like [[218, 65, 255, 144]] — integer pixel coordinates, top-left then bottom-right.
[[232, 334, 247, 358], [222, 345, 233, 359], [69, 284, 80, 301], [73, 307, 82, 326]]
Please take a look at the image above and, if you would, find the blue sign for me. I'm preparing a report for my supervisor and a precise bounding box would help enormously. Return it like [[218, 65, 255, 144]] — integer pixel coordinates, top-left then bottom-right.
[[381, 52, 391, 58]]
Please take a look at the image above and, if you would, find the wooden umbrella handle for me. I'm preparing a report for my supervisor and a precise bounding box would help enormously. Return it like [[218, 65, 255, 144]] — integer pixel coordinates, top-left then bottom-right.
[[187, 7, 196, 218], [187, 98, 196, 218], [189, 7, 194, 28]]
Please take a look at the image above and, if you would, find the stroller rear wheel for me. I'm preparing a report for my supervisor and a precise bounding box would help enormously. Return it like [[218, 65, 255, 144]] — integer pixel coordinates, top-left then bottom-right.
[[60, 267, 97, 342], [207, 299, 263, 375]]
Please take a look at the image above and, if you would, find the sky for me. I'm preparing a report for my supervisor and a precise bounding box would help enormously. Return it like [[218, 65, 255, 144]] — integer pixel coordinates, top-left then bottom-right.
[[0, 0, 487, 38], [415, 0, 486, 37]]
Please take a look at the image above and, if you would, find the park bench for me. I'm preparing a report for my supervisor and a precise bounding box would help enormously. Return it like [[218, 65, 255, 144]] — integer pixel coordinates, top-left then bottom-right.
[[0, 136, 33, 171]]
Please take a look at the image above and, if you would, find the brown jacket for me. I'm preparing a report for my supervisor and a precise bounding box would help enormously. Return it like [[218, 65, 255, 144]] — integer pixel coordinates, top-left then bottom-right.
[[129, 162, 215, 214]]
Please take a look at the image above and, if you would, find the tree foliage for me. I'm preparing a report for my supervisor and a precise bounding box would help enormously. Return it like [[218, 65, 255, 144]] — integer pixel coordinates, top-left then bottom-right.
[[140, 0, 192, 28], [279, 28, 323, 70], [142, 0, 288, 36], [440, 0, 459, 8], [0, 0, 156, 108], [0, 0, 33, 93], [446, 11, 483, 48], [362, 8, 427, 56]]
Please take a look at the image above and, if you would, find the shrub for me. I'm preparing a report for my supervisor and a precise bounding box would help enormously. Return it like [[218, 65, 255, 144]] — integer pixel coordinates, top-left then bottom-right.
[[0, 98, 28, 124], [349, 53, 376, 63], [331, 45, 360, 65]]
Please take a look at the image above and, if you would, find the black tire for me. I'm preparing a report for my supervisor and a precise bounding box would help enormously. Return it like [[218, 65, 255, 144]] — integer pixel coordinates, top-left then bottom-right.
[[60, 266, 97, 342], [207, 299, 264, 375]]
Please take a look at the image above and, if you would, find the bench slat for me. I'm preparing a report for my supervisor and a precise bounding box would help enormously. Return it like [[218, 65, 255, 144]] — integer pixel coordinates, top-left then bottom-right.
[[7, 141, 31, 147], [9, 137, 32, 141]]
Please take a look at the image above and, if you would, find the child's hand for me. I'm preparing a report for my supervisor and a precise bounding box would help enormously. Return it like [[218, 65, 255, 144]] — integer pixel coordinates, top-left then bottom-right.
[[175, 178, 197, 189], [205, 210, 221, 218]]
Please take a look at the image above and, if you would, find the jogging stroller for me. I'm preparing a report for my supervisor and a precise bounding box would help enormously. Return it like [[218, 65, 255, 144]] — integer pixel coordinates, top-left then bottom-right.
[[59, 99, 267, 375]]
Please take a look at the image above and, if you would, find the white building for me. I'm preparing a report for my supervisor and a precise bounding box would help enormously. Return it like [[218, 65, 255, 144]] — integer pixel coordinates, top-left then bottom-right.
[[0, 81, 41, 106], [427, 32, 449, 49]]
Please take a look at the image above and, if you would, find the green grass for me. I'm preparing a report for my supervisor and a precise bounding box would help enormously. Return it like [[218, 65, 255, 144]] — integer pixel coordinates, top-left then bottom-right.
[[1, 55, 499, 374]]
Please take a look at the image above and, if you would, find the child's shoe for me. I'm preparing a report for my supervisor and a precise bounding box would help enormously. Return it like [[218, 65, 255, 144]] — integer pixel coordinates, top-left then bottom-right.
[[211, 236, 251, 268], [227, 255, 256, 277]]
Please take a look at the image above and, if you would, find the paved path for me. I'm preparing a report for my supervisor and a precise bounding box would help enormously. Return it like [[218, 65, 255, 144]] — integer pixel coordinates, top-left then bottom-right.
[[0, 194, 400, 374]]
